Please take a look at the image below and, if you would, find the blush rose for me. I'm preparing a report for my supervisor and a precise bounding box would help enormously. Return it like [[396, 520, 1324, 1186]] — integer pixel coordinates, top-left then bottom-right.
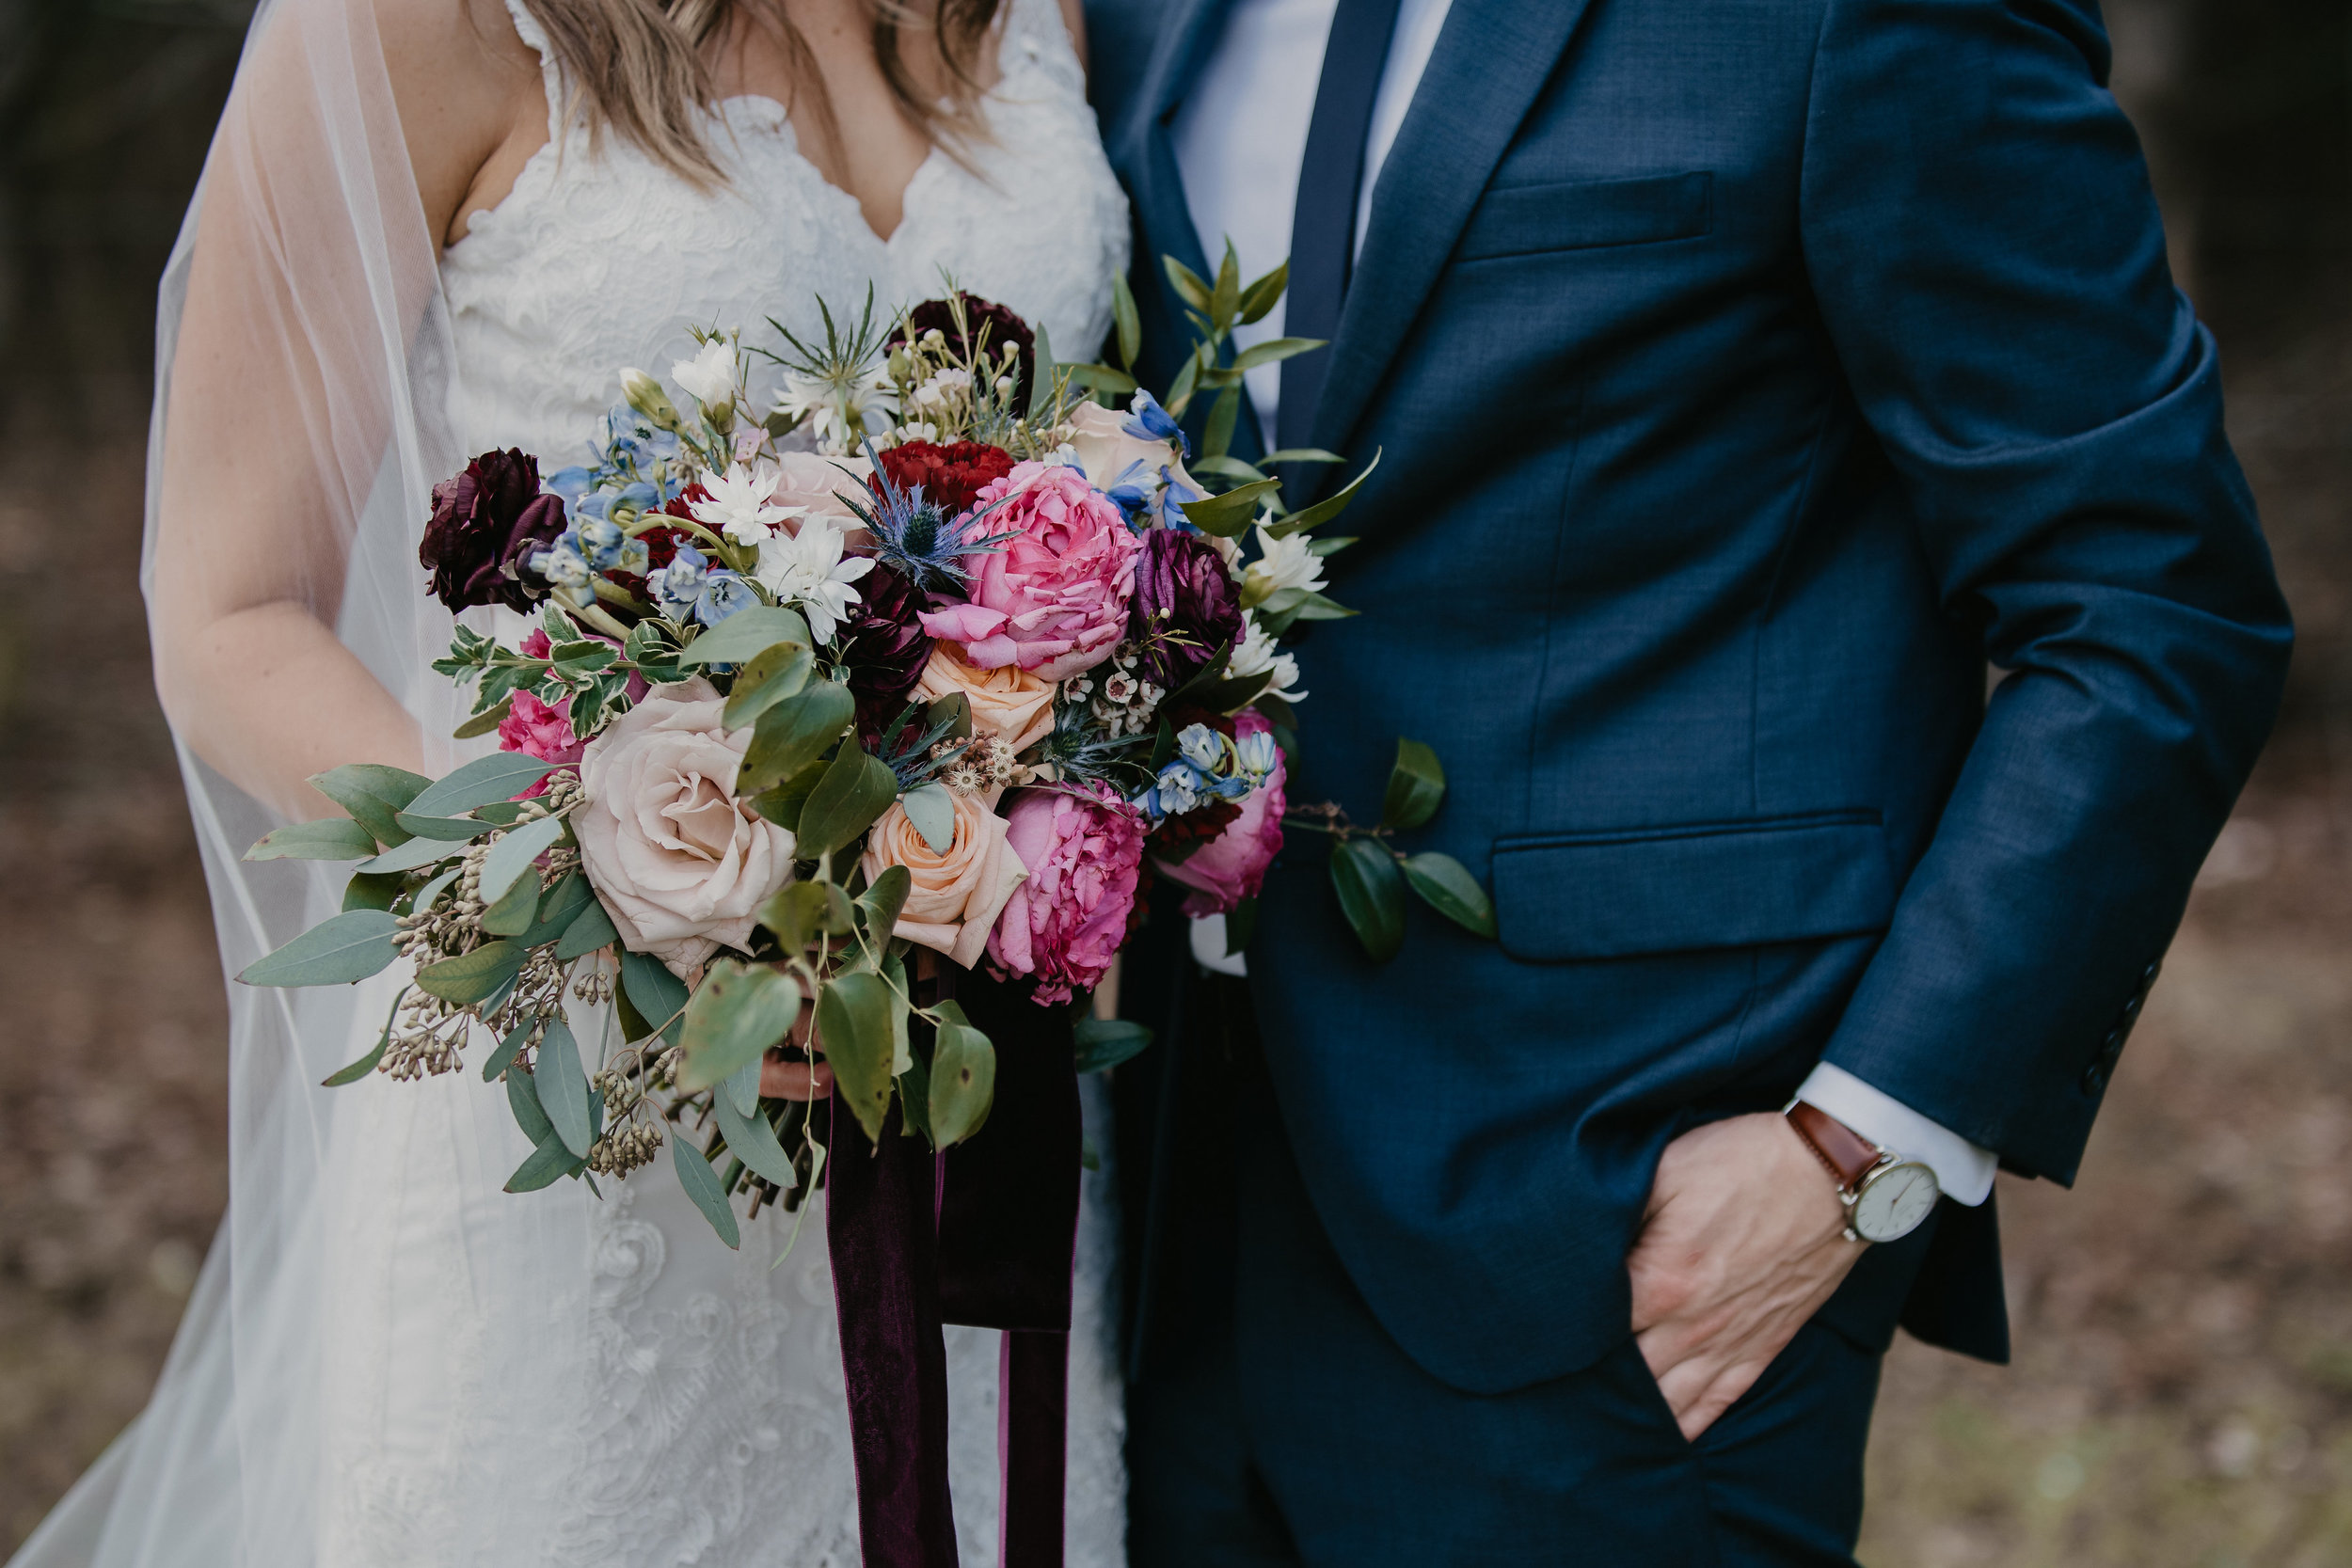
[[574, 678, 795, 976]]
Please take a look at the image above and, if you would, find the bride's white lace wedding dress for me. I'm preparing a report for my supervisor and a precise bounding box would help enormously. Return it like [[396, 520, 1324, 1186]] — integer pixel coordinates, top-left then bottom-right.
[[10, 0, 1130, 1564]]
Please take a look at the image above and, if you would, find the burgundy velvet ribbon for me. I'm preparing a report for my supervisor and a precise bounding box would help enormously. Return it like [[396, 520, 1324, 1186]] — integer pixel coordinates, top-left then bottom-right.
[[827, 977, 1082, 1568]]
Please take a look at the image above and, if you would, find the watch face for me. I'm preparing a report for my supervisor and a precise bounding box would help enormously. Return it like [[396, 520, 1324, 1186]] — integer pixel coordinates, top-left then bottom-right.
[[1851, 1162, 1939, 1243]]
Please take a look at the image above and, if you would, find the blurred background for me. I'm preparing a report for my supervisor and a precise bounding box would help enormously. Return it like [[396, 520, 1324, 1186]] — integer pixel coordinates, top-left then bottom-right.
[[1, 0, 2347, 1560]]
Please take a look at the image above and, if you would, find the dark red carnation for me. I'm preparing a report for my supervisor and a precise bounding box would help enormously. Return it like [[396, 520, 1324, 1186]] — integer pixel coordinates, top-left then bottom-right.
[[419, 449, 567, 612], [890, 293, 1038, 412], [874, 441, 1016, 520], [835, 563, 935, 737], [1129, 530, 1246, 689]]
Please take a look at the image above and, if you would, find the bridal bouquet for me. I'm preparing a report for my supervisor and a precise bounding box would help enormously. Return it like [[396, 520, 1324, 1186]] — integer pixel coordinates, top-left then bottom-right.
[[237, 263, 1492, 1243]]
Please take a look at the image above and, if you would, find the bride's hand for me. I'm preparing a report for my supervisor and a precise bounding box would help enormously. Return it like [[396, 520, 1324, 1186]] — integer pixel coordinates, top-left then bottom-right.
[[753, 947, 940, 1100]]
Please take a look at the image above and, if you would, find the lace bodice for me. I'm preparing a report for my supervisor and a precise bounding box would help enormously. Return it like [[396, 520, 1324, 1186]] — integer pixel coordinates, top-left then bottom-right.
[[312, 4, 1133, 1563], [442, 0, 1129, 465]]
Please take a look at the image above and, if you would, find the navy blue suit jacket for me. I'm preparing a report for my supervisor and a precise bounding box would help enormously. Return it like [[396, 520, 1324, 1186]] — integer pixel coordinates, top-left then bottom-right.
[[1089, 0, 2292, 1394]]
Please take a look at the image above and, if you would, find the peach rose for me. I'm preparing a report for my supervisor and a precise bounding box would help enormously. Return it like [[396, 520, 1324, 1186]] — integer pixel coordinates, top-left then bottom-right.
[[860, 788, 1027, 968], [912, 641, 1058, 756], [574, 678, 796, 976]]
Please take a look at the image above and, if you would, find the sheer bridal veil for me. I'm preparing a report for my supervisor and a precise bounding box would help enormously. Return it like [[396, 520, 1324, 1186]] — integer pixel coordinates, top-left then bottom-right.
[[12, 0, 472, 1560]]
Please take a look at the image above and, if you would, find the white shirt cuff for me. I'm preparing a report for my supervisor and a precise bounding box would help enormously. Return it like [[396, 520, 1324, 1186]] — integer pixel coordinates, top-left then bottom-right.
[[1190, 913, 1249, 977], [1795, 1062, 1996, 1207]]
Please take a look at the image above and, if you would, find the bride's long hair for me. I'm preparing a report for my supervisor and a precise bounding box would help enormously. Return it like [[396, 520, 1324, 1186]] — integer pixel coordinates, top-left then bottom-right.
[[519, 0, 1002, 182]]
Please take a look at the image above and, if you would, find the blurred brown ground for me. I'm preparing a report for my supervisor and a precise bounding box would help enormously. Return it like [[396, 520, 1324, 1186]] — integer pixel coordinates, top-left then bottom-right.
[[1, 0, 2348, 1560]]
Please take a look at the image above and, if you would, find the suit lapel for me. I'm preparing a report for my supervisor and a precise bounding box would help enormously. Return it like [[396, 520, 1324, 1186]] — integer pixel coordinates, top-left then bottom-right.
[[1114, 0, 1233, 303], [1307, 0, 1596, 466]]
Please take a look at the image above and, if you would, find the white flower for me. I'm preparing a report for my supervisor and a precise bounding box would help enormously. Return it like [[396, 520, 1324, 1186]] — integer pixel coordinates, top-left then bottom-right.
[[776, 366, 898, 454], [910, 368, 974, 410], [755, 515, 873, 643], [691, 462, 804, 546], [1226, 610, 1306, 702], [671, 339, 738, 409], [1242, 525, 1327, 601]]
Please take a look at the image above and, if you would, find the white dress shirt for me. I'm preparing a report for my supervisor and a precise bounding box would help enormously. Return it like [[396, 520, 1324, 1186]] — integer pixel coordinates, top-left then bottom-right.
[[1168, 0, 1997, 1208]]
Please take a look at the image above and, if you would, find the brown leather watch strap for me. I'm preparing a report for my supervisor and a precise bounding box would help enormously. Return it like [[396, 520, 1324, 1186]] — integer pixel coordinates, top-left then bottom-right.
[[1786, 1101, 1882, 1192]]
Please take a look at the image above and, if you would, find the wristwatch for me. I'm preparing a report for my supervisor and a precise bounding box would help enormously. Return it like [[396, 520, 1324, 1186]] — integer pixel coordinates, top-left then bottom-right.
[[1783, 1100, 1941, 1243]]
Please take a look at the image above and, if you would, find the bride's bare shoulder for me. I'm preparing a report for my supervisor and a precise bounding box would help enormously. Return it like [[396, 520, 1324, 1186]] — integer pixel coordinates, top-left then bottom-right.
[[372, 0, 547, 244]]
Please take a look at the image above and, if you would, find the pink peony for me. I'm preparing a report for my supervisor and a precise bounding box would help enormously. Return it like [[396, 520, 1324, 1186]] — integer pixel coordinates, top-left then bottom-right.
[[1156, 711, 1286, 917], [917, 461, 1140, 681], [497, 689, 583, 799], [989, 784, 1149, 1006]]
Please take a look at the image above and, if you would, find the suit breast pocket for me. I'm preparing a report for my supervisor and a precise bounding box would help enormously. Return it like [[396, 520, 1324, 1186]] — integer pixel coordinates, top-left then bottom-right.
[[1454, 171, 1713, 262]]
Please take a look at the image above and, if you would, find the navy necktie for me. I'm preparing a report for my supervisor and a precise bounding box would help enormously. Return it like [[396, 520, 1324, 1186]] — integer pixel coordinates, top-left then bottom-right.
[[1278, 0, 1406, 454]]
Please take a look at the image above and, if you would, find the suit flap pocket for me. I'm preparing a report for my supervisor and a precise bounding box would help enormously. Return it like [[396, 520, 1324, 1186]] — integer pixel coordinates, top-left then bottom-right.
[[1491, 812, 1893, 961], [1454, 172, 1712, 261]]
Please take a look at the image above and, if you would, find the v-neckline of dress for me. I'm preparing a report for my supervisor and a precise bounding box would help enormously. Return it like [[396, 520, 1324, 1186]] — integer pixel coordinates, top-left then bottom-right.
[[717, 91, 946, 249]]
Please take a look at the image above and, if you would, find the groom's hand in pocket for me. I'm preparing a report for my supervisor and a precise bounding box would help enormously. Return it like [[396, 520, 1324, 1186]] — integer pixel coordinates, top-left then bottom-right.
[[1627, 1113, 1863, 1441]]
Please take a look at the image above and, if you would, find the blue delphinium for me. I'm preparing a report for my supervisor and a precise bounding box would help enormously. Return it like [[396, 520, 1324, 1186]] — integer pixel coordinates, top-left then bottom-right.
[[548, 404, 689, 523], [1123, 390, 1190, 462], [652, 544, 710, 621], [694, 572, 759, 626]]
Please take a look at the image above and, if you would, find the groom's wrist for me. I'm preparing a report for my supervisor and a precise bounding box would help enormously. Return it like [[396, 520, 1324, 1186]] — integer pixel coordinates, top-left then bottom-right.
[[1794, 1062, 1996, 1206]]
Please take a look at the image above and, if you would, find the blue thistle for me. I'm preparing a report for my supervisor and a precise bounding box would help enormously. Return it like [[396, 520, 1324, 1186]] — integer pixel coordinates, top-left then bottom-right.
[[841, 440, 1018, 594]]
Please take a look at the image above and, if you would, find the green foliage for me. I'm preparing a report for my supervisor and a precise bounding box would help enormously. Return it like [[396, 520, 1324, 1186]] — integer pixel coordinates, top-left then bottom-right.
[[928, 1001, 997, 1147], [672, 1134, 741, 1248], [818, 971, 897, 1142], [749, 757, 830, 832], [1330, 838, 1407, 963], [676, 959, 800, 1092], [322, 985, 407, 1086], [477, 813, 569, 906], [722, 641, 815, 730], [239, 909, 404, 988], [672, 605, 810, 669], [406, 752, 555, 817], [738, 680, 855, 794], [480, 1020, 532, 1082], [1382, 738, 1447, 832], [1266, 448, 1381, 538], [550, 893, 618, 961], [1110, 272, 1141, 370], [309, 764, 431, 847], [244, 818, 379, 863], [536, 1017, 595, 1158], [619, 951, 690, 1046], [1180, 477, 1279, 538], [505, 1060, 553, 1145], [452, 696, 512, 740], [1402, 852, 1498, 939], [796, 743, 899, 860], [519, 872, 592, 946], [1072, 1017, 1153, 1075], [900, 783, 956, 854], [505, 1131, 585, 1193], [479, 870, 540, 936], [856, 863, 911, 942], [390, 812, 498, 843], [342, 870, 406, 911], [714, 1090, 799, 1190], [415, 940, 523, 1005]]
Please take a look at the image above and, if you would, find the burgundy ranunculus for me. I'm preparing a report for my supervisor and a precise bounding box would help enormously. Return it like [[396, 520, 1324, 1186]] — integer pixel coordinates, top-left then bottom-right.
[[874, 441, 1016, 520], [836, 563, 934, 736], [420, 449, 566, 612], [1128, 529, 1244, 689], [892, 293, 1038, 412]]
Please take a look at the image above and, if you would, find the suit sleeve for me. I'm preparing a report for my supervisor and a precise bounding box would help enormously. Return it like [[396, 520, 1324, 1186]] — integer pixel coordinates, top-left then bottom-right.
[[1799, 0, 2292, 1182]]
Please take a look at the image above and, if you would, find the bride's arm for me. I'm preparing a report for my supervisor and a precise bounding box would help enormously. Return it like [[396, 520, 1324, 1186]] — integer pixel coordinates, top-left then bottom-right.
[[149, 0, 543, 822]]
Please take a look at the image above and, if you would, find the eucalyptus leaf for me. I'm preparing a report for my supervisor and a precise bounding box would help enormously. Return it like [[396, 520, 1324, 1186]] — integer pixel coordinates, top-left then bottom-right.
[[672, 1134, 741, 1248], [714, 1092, 799, 1190], [551, 893, 620, 960], [239, 909, 403, 988], [505, 1130, 585, 1193], [342, 870, 405, 911], [818, 971, 896, 1143], [928, 1013, 996, 1147], [506, 1061, 554, 1145], [900, 783, 956, 855], [481, 1019, 532, 1082], [309, 763, 430, 847], [856, 863, 911, 942], [414, 940, 524, 1005], [749, 757, 830, 832], [1072, 1017, 1153, 1075], [1330, 838, 1407, 963], [1179, 478, 1279, 539], [1266, 448, 1382, 538], [245, 818, 380, 863], [478, 813, 570, 906], [406, 752, 556, 817], [882, 952, 912, 1076], [473, 800, 529, 827], [925, 690, 974, 740], [520, 871, 593, 946], [1403, 852, 1499, 939], [536, 1017, 595, 1159], [392, 811, 498, 843], [620, 951, 691, 1046], [760, 879, 834, 955], [410, 865, 464, 915], [673, 605, 811, 668], [722, 1055, 762, 1119], [723, 641, 815, 730], [795, 745, 899, 860], [676, 958, 800, 1093], [1111, 271, 1141, 369], [480, 869, 540, 936], [738, 680, 855, 794], [1381, 738, 1447, 832], [322, 985, 408, 1086], [452, 696, 513, 741]]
